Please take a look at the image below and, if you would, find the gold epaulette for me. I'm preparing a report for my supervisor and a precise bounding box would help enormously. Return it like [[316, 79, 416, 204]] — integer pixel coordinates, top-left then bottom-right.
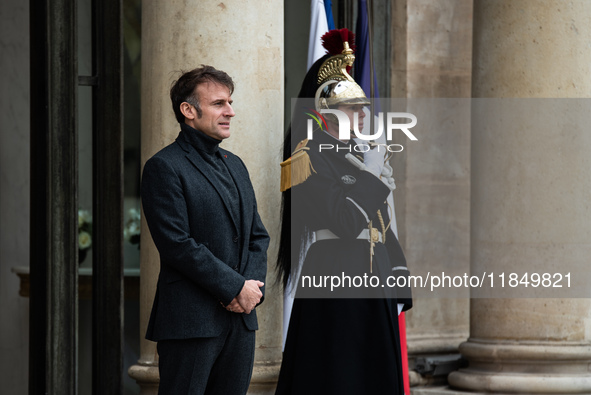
[[280, 139, 317, 192]]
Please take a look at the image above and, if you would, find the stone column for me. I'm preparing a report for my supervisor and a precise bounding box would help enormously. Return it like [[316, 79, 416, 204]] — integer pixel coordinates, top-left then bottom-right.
[[127, 1, 284, 394], [448, 1, 591, 393], [391, 0, 473, 387]]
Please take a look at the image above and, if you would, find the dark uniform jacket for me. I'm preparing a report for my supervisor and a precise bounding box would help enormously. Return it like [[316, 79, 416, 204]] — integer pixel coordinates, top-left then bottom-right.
[[292, 131, 412, 304], [276, 130, 412, 395], [141, 124, 269, 341]]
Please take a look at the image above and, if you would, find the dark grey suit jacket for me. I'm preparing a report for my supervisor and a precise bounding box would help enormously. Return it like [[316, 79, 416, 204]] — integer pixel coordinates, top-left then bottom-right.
[[141, 128, 269, 341]]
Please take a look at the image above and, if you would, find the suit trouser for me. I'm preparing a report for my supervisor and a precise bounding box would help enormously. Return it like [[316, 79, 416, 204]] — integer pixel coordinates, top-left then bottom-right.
[[157, 313, 256, 395]]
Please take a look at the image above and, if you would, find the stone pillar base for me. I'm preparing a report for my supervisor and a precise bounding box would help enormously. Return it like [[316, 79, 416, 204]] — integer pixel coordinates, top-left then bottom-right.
[[248, 362, 281, 394], [128, 361, 159, 395], [448, 340, 591, 393], [408, 333, 467, 355], [408, 333, 467, 387], [128, 359, 279, 394]]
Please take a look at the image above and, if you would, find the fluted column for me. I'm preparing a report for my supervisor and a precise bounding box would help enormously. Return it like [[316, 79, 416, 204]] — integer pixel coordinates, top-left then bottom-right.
[[391, 1, 473, 387], [127, 1, 284, 394], [448, 1, 591, 393]]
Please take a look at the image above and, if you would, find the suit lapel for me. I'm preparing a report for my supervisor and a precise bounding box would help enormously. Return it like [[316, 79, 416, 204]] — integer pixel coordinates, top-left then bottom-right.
[[221, 152, 249, 200], [220, 150, 255, 268], [221, 150, 253, 232], [185, 149, 240, 234]]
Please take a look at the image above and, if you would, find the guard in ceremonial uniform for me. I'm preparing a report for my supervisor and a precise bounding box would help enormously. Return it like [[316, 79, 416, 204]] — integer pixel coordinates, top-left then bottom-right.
[[275, 29, 412, 395]]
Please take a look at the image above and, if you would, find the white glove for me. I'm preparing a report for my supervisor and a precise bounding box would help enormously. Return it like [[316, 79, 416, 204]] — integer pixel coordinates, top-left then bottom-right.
[[381, 162, 396, 190], [345, 152, 381, 178], [350, 137, 385, 178], [363, 145, 386, 177], [345, 148, 394, 191]]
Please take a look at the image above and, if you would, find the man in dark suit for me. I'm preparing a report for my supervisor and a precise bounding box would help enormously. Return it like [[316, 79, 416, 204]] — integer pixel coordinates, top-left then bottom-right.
[[141, 65, 270, 395]]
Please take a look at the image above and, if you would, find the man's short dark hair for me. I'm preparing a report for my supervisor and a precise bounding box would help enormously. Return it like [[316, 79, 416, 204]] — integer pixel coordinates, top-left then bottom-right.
[[170, 65, 235, 124]]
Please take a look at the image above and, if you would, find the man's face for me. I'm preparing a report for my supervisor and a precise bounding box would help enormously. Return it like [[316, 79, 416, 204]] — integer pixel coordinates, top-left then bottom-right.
[[326, 104, 367, 140], [338, 104, 366, 133], [185, 82, 235, 140]]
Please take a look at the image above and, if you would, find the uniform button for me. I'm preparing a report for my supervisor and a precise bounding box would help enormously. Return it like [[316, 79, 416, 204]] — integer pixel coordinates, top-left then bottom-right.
[[233, 235, 239, 243], [232, 265, 238, 271]]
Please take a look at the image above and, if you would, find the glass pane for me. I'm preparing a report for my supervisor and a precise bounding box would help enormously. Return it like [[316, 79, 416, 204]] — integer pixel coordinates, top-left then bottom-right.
[[78, 0, 92, 76], [123, 0, 142, 272], [123, 1, 141, 394]]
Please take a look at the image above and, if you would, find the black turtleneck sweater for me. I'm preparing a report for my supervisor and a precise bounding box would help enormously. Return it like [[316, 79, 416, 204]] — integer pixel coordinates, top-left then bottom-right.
[[180, 123, 242, 230]]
